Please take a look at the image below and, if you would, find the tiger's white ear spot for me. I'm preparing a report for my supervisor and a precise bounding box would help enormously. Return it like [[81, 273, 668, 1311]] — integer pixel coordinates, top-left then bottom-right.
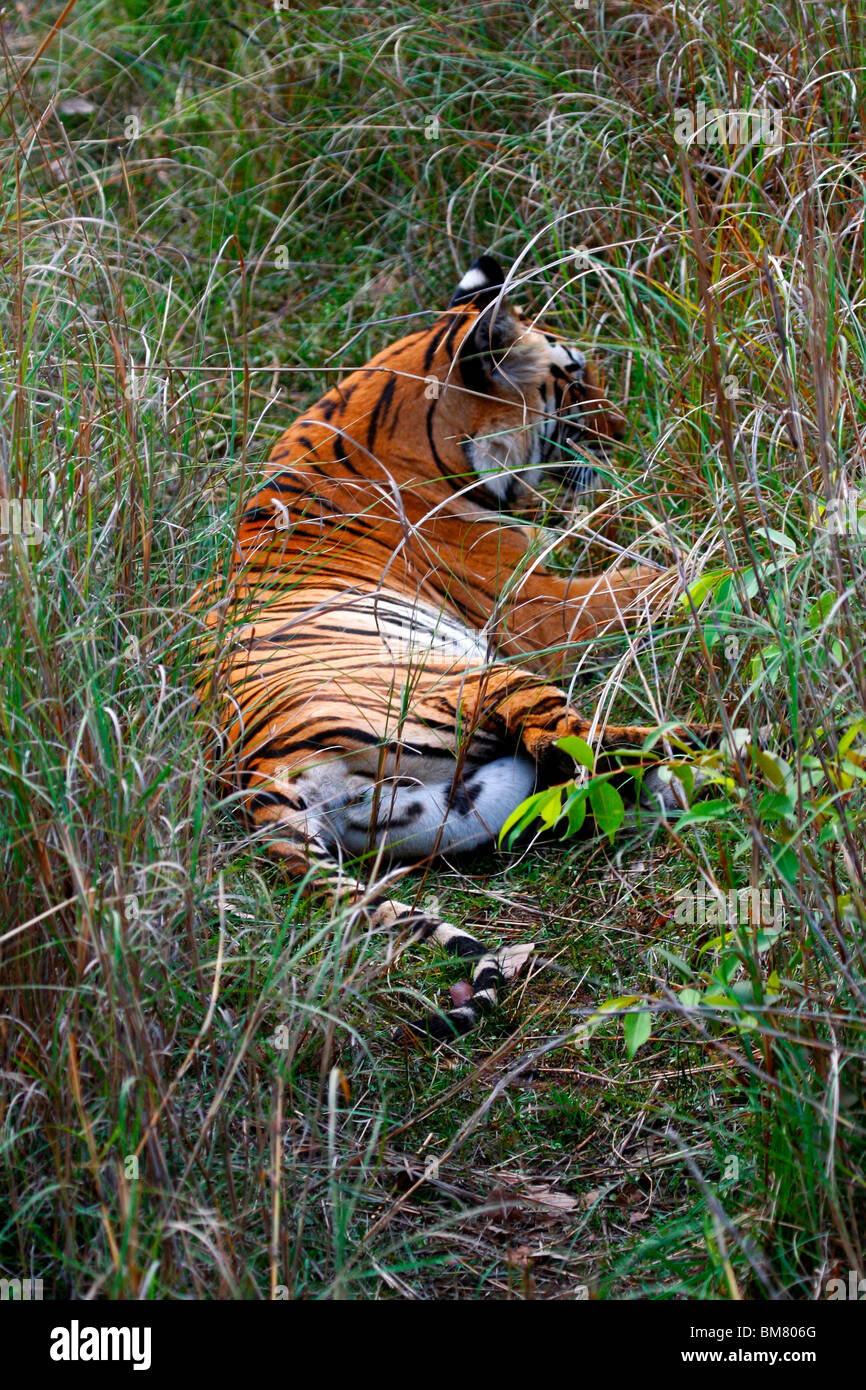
[[449, 255, 506, 309], [456, 266, 490, 293]]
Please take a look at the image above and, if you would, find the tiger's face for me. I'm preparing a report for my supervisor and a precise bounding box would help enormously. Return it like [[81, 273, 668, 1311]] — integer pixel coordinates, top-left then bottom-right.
[[443, 255, 626, 506], [281, 255, 626, 526]]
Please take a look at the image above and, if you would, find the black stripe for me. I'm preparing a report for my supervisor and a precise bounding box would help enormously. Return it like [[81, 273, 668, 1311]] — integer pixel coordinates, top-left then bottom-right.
[[242, 505, 277, 525], [367, 374, 397, 450], [422, 319, 451, 371], [248, 790, 295, 809], [441, 932, 486, 961]]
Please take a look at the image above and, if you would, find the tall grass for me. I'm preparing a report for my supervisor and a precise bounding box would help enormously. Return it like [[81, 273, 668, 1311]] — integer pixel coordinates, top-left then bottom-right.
[[0, 0, 864, 1298]]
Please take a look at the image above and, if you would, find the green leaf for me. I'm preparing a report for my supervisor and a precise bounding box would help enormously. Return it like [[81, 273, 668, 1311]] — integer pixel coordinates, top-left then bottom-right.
[[773, 845, 799, 884], [587, 994, 640, 1036], [755, 749, 792, 788], [750, 644, 783, 685], [808, 592, 836, 629], [699, 930, 735, 956], [838, 721, 866, 758], [538, 787, 565, 829], [717, 952, 741, 985], [674, 797, 734, 830], [765, 527, 798, 553], [756, 790, 796, 822], [642, 721, 691, 752], [817, 820, 840, 847], [624, 1010, 652, 1058], [588, 778, 625, 842], [594, 994, 640, 1016], [678, 567, 732, 609], [499, 787, 558, 847], [556, 735, 595, 770], [668, 761, 696, 802], [657, 948, 693, 977], [564, 789, 588, 836], [735, 1010, 760, 1032], [755, 924, 784, 954]]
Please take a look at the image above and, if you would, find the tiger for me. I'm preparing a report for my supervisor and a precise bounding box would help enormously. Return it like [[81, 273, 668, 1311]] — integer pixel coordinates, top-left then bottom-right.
[[194, 255, 706, 1040]]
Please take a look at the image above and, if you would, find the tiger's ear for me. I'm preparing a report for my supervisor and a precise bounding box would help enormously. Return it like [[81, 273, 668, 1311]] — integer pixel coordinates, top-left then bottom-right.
[[448, 255, 507, 310], [451, 257, 544, 391], [450, 256, 511, 390]]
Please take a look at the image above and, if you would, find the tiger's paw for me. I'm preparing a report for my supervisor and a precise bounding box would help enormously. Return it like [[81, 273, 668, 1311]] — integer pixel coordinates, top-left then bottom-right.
[[496, 942, 535, 980], [640, 764, 712, 815], [393, 1000, 482, 1047], [392, 943, 535, 1047]]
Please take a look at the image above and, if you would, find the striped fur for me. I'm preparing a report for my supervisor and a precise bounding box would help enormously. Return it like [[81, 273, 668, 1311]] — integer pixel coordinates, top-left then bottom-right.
[[193, 257, 690, 1040]]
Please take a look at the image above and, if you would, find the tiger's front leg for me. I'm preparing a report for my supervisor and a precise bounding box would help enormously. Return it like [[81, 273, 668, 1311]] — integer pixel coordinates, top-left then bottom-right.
[[499, 562, 666, 671], [422, 509, 666, 671]]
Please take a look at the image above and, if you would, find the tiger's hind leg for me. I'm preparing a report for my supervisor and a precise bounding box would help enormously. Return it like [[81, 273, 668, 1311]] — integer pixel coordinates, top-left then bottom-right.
[[241, 673, 721, 1042], [320, 754, 537, 858], [246, 766, 536, 1041], [372, 898, 534, 1041], [316, 755, 541, 1038]]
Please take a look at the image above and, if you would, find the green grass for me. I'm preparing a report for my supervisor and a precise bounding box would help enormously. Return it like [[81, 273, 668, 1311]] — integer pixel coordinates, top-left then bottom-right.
[[1, 0, 865, 1299]]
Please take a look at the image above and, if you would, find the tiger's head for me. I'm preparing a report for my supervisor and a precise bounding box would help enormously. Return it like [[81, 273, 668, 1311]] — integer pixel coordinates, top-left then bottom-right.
[[436, 254, 626, 506], [292, 254, 627, 519]]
